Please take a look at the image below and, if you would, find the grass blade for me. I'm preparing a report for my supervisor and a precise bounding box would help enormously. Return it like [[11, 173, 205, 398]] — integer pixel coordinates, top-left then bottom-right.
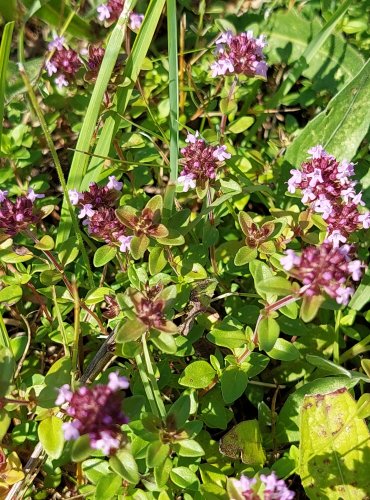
[[163, 0, 179, 215], [81, 0, 166, 191], [0, 21, 15, 153], [55, 0, 135, 247], [247, 0, 352, 139]]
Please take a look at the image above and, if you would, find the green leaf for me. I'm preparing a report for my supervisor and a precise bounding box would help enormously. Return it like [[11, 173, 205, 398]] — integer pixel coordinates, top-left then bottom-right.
[[257, 276, 293, 296], [84, 287, 112, 306], [238, 211, 254, 235], [109, 449, 139, 484], [174, 439, 205, 458], [38, 416, 64, 459], [249, 260, 275, 301], [170, 466, 200, 491], [234, 246, 258, 266], [149, 246, 167, 275], [267, 338, 300, 361], [0, 347, 15, 397], [34, 235, 54, 251], [300, 294, 324, 322], [167, 394, 191, 429], [349, 267, 370, 311], [95, 473, 122, 500], [0, 284, 22, 305], [284, 58, 370, 168], [208, 318, 247, 350], [306, 354, 352, 377], [219, 420, 266, 467], [130, 234, 150, 260], [220, 366, 249, 404], [71, 435, 93, 462], [40, 270, 62, 286], [299, 389, 370, 499], [116, 318, 147, 343], [145, 194, 163, 213], [228, 116, 254, 134], [93, 245, 117, 267], [276, 377, 360, 443], [150, 331, 177, 354], [154, 457, 172, 489], [178, 361, 216, 389], [146, 441, 170, 467], [356, 394, 370, 419], [258, 316, 280, 352]]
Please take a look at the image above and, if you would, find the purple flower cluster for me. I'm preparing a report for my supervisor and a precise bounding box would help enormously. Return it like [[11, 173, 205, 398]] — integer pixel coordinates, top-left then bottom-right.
[[211, 30, 267, 78], [0, 189, 44, 237], [233, 472, 294, 499], [97, 0, 123, 22], [281, 242, 362, 305], [288, 146, 370, 247], [46, 36, 82, 88], [56, 372, 129, 455], [69, 176, 133, 252], [178, 131, 231, 191]]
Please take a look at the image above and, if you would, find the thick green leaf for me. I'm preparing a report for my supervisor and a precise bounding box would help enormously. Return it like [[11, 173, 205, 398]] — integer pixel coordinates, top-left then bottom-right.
[[146, 441, 170, 467], [116, 318, 147, 343], [0, 22, 14, 150], [228, 116, 254, 134], [174, 439, 205, 458], [0, 285, 23, 305], [276, 377, 360, 443], [149, 246, 167, 275], [93, 245, 117, 267], [109, 449, 139, 485], [95, 473, 122, 500], [256, 277, 293, 296], [0, 347, 15, 398], [84, 287, 113, 305], [306, 354, 352, 377], [258, 316, 280, 352], [300, 294, 324, 322], [71, 435, 93, 462], [170, 466, 200, 491], [285, 59, 370, 168], [130, 235, 150, 260], [38, 416, 64, 459], [234, 246, 257, 266], [219, 420, 266, 467], [267, 338, 300, 362], [220, 366, 249, 404], [299, 389, 370, 499], [178, 361, 216, 389]]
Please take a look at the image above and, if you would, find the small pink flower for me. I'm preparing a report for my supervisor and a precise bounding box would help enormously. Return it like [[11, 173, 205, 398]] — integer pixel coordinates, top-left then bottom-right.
[[107, 175, 123, 191], [358, 212, 370, 229], [327, 229, 347, 248], [27, 189, 45, 203], [118, 234, 133, 252], [45, 61, 58, 76], [97, 3, 111, 21], [129, 12, 144, 30], [107, 372, 129, 391], [48, 35, 65, 51], [55, 384, 73, 405], [79, 204, 95, 219], [185, 131, 200, 144], [68, 189, 81, 205], [281, 249, 301, 271], [0, 190, 8, 203], [178, 174, 196, 192], [213, 145, 231, 161], [62, 421, 80, 440], [55, 74, 69, 88]]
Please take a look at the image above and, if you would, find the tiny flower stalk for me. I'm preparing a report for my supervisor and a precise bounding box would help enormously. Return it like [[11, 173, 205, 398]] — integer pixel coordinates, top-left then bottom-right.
[[115, 195, 169, 259]]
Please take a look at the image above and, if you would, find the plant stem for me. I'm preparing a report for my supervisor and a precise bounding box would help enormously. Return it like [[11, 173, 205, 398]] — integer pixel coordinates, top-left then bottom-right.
[[135, 334, 166, 419], [333, 309, 342, 365], [207, 187, 219, 276], [18, 64, 95, 289], [71, 280, 81, 387], [340, 333, 370, 363], [163, 0, 179, 216], [219, 75, 238, 142]]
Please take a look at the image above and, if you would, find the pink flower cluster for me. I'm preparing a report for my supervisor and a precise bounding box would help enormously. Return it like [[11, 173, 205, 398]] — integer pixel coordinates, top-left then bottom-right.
[[45, 36, 82, 88], [281, 242, 362, 305], [211, 30, 267, 78], [69, 177, 132, 252], [233, 472, 294, 499], [288, 146, 370, 247], [178, 131, 231, 191], [56, 372, 129, 455], [0, 189, 44, 237], [97, 0, 144, 30]]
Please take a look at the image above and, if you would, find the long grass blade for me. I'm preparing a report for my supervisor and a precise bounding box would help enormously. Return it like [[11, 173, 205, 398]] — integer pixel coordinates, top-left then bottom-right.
[[163, 0, 179, 215], [81, 0, 166, 191], [246, 0, 352, 139], [0, 21, 15, 153], [55, 0, 135, 247]]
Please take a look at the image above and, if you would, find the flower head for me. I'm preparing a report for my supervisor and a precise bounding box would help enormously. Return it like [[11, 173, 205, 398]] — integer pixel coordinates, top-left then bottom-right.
[[260, 472, 295, 500], [46, 45, 82, 88], [97, 0, 123, 23], [281, 242, 362, 305], [48, 35, 65, 51], [0, 196, 42, 237], [178, 131, 231, 189], [287, 146, 368, 243], [55, 373, 129, 455], [211, 30, 268, 78]]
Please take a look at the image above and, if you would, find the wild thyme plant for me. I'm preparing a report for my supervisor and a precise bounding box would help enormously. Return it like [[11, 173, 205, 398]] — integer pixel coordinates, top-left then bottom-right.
[[0, 0, 370, 499]]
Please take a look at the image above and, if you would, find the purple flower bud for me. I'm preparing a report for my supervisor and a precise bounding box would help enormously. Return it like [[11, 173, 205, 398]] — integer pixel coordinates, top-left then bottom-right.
[[48, 35, 65, 51], [97, 3, 111, 21], [211, 30, 268, 78], [282, 242, 362, 305], [129, 12, 144, 30], [97, 0, 123, 23], [27, 189, 45, 203], [118, 234, 133, 252], [260, 472, 295, 500], [0, 196, 41, 236], [56, 372, 129, 455], [107, 175, 123, 191], [0, 190, 8, 203]]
